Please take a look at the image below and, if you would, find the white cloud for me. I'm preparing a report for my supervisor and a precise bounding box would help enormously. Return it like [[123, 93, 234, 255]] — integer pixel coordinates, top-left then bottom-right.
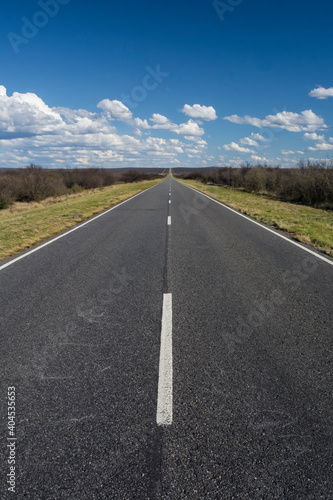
[[0, 85, 64, 137], [0, 85, 214, 169], [311, 142, 333, 151], [181, 104, 217, 121], [303, 132, 325, 141], [0, 116, 191, 168], [224, 109, 327, 132], [309, 86, 333, 99], [251, 132, 271, 142], [150, 114, 204, 136], [227, 158, 243, 167], [186, 147, 202, 154], [169, 138, 184, 146], [281, 150, 303, 155], [307, 158, 333, 164], [176, 120, 204, 136], [306, 141, 333, 151], [150, 113, 170, 126], [132, 117, 150, 129], [240, 136, 259, 147], [223, 142, 254, 153], [184, 136, 207, 145], [54, 106, 116, 135], [251, 155, 268, 162], [97, 99, 133, 121], [95, 103, 204, 138]]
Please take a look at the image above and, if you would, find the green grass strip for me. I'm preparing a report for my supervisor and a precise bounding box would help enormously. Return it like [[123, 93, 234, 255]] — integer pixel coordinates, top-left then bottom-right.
[[0, 179, 162, 261]]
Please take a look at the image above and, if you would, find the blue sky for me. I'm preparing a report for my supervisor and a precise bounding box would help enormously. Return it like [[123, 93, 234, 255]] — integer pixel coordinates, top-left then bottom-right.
[[1, 0, 333, 169]]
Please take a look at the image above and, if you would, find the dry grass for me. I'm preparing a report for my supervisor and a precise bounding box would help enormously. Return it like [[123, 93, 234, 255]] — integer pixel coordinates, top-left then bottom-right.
[[0, 179, 162, 261]]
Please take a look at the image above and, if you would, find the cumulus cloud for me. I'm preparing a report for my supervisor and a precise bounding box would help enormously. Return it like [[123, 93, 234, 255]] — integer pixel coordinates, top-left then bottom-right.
[[95, 102, 205, 137], [224, 109, 326, 132], [304, 134, 333, 151], [132, 117, 150, 129], [310, 142, 333, 151], [150, 114, 204, 136], [150, 113, 172, 127], [251, 132, 271, 142], [181, 104, 217, 121], [186, 147, 202, 154], [251, 155, 268, 162], [184, 136, 207, 145], [2, 130, 188, 167], [0, 84, 209, 168], [97, 99, 133, 121], [176, 120, 204, 136], [309, 86, 333, 99], [0, 85, 64, 137], [223, 142, 254, 153], [303, 132, 325, 141], [54, 106, 116, 135], [240, 136, 259, 147]]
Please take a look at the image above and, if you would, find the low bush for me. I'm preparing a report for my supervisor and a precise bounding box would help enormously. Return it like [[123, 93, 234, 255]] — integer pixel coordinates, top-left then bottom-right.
[[176, 161, 333, 209], [0, 193, 13, 209], [0, 165, 160, 209]]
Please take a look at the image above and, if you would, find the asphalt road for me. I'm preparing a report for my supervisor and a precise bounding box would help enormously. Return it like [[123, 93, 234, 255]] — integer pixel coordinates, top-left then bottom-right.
[[1, 177, 332, 499]]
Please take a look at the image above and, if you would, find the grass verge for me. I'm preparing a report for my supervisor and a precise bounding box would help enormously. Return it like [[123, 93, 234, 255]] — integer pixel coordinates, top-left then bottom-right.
[[0, 179, 162, 261], [178, 179, 333, 258]]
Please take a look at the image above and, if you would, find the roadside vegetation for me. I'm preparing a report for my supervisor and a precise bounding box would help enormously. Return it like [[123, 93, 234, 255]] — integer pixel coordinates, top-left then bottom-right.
[[0, 172, 162, 261], [0, 165, 160, 210], [176, 161, 333, 210], [177, 177, 333, 257]]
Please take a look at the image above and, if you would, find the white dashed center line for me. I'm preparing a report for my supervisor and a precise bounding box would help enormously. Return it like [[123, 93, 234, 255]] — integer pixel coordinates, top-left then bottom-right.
[[156, 293, 173, 426]]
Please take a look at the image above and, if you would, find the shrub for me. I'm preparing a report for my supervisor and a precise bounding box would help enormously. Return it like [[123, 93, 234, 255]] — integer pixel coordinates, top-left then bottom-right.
[[177, 162, 333, 209], [120, 170, 140, 183], [16, 165, 67, 202], [0, 166, 159, 209], [0, 193, 13, 209], [70, 183, 85, 194]]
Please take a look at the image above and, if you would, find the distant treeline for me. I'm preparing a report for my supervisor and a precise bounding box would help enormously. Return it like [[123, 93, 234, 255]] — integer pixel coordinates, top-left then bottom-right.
[[176, 161, 333, 210], [0, 165, 159, 209]]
